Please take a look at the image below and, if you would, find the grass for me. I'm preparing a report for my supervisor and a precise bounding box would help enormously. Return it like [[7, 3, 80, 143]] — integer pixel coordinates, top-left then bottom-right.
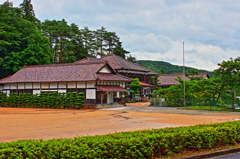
[[179, 106, 240, 112]]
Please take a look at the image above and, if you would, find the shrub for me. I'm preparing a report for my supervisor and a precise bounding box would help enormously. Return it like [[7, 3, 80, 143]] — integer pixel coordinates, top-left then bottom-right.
[[0, 121, 240, 158]]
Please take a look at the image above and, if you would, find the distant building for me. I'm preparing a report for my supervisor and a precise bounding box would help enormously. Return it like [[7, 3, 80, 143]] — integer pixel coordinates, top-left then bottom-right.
[[158, 73, 210, 88]]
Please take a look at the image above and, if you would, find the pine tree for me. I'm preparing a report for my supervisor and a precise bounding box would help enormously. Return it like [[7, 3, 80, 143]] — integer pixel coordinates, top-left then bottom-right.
[[20, 0, 36, 23]]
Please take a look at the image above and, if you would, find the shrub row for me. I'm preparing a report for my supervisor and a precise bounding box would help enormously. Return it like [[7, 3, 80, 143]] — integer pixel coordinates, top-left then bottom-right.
[[0, 92, 85, 109], [0, 121, 240, 158]]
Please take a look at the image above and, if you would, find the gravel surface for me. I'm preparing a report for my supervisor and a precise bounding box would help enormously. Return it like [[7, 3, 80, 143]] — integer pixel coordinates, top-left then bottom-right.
[[0, 103, 240, 143]]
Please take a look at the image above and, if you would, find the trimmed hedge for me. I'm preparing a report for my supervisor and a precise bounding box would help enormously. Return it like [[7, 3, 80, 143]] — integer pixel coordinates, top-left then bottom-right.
[[0, 92, 85, 109], [0, 121, 240, 158]]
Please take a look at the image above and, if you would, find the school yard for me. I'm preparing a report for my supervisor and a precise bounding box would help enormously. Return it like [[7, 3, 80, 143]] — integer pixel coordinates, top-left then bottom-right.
[[1, 102, 240, 143]]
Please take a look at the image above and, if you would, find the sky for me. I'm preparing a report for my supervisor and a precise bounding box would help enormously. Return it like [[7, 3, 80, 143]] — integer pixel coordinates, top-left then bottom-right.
[[5, 0, 240, 71]]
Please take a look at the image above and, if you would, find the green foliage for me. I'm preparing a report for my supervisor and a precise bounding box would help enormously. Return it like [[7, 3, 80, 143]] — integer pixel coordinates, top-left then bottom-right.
[[130, 78, 142, 95], [137, 60, 212, 75], [0, 92, 85, 109], [41, 22, 131, 64], [214, 57, 240, 108], [19, 0, 37, 23], [0, 3, 52, 72], [0, 121, 240, 158], [154, 75, 231, 107]]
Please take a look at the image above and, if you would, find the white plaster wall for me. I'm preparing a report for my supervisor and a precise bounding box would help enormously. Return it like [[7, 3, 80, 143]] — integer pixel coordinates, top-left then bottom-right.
[[86, 89, 96, 99], [58, 82, 66, 88], [33, 90, 41, 94], [3, 90, 10, 96], [99, 66, 112, 73], [33, 83, 40, 89], [87, 81, 95, 88], [49, 90, 58, 92], [42, 83, 49, 89], [50, 82, 57, 88], [26, 83, 32, 89], [4, 84, 10, 89], [18, 83, 24, 89], [67, 82, 76, 88], [122, 82, 126, 88], [58, 89, 66, 93], [10, 84, 17, 89], [77, 82, 85, 88]]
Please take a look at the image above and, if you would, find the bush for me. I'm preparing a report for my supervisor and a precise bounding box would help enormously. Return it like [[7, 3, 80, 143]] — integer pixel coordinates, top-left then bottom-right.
[[0, 92, 85, 109], [0, 121, 240, 158]]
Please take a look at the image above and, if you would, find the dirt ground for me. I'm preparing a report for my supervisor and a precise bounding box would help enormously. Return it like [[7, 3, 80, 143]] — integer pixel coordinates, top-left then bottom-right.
[[1, 102, 240, 143]]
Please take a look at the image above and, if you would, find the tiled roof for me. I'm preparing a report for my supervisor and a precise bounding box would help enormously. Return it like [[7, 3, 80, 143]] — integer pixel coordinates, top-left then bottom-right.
[[0, 62, 130, 83], [74, 57, 106, 63], [95, 85, 127, 92], [74, 54, 159, 75], [97, 73, 131, 81], [140, 82, 152, 86], [100, 54, 149, 72], [158, 73, 209, 86]]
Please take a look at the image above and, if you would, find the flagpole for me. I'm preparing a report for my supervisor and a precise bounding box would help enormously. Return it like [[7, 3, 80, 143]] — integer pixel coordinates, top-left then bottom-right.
[[183, 42, 186, 107]]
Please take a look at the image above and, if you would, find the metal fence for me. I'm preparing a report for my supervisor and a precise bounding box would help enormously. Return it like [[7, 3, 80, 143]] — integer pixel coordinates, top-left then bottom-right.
[[150, 97, 240, 109]]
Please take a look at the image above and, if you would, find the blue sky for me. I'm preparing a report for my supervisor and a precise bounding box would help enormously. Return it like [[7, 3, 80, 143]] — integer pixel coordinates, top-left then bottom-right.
[[7, 0, 240, 71]]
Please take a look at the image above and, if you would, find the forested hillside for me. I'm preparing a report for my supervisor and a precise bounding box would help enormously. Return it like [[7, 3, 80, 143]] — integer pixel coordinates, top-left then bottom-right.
[[137, 60, 213, 75], [0, 0, 135, 79]]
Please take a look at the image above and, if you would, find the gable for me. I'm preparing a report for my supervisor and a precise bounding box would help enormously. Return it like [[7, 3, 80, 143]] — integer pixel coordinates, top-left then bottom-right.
[[99, 66, 112, 73]]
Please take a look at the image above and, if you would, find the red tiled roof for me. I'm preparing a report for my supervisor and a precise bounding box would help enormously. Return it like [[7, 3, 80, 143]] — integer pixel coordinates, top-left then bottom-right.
[[74, 54, 159, 75], [0, 62, 130, 83], [95, 85, 127, 92], [74, 57, 106, 63], [158, 73, 209, 86], [140, 81, 152, 86], [100, 54, 149, 72], [97, 73, 132, 81]]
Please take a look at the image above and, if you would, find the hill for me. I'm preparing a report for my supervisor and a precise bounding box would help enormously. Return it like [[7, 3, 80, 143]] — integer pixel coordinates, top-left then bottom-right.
[[136, 60, 213, 76]]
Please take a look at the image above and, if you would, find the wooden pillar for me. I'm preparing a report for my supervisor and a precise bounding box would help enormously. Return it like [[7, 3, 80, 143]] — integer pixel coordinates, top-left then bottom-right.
[[101, 91, 103, 107]]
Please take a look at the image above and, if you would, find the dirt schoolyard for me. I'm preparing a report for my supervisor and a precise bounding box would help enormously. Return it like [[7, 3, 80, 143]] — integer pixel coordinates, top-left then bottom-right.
[[1, 102, 240, 143]]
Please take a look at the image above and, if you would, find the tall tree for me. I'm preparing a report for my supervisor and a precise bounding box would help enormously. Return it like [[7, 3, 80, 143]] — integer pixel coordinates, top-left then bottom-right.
[[94, 27, 107, 57], [41, 19, 77, 64], [19, 0, 37, 23]]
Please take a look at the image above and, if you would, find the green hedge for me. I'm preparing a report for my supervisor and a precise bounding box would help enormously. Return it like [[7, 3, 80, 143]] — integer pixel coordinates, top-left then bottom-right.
[[0, 121, 240, 158], [0, 92, 85, 109]]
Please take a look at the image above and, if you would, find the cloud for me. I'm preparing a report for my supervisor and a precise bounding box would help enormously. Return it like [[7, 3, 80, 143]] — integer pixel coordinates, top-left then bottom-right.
[[10, 0, 240, 71]]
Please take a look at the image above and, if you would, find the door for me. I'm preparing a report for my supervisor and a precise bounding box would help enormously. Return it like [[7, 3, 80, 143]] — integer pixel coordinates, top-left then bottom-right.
[[107, 92, 113, 104]]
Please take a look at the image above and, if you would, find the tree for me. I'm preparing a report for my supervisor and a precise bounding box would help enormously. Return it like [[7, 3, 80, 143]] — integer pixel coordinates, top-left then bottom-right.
[[19, 0, 37, 23], [0, 3, 52, 73], [130, 78, 142, 95], [214, 57, 240, 108], [127, 54, 137, 63], [113, 41, 130, 59], [41, 19, 78, 64]]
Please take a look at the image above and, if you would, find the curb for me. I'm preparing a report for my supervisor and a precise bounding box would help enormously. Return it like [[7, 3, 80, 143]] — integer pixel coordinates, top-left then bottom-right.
[[178, 147, 240, 159]]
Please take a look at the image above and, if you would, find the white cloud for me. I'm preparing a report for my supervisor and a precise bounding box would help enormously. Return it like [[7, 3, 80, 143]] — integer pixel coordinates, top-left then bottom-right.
[[8, 0, 240, 71]]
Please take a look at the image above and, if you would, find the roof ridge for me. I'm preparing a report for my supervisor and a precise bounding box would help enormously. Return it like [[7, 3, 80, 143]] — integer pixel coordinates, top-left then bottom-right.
[[23, 62, 106, 68], [112, 54, 123, 69], [115, 55, 152, 72]]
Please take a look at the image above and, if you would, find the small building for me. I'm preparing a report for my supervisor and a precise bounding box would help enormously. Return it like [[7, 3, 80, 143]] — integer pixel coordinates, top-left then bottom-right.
[[158, 73, 210, 88], [0, 61, 131, 106]]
